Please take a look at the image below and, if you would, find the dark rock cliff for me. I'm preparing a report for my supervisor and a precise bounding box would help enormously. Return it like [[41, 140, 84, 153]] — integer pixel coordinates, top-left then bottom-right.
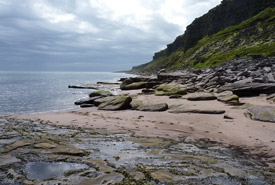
[[153, 0, 275, 60]]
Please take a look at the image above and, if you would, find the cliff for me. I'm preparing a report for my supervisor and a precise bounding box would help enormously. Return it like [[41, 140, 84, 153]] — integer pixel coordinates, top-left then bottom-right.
[[132, 0, 275, 73]]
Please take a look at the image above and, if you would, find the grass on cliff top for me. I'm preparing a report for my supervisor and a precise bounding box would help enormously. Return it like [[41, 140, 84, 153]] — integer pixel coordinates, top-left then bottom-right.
[[134, 7, 275, 72]]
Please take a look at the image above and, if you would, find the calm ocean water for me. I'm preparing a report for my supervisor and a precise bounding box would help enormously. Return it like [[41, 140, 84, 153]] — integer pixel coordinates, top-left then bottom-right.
[[0, 71, 133, 115]]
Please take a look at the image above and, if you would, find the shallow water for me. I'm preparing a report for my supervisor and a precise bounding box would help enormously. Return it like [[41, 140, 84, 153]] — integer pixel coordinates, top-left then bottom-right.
[[0, 71, 133, 115], [26, 162, 89, 180]]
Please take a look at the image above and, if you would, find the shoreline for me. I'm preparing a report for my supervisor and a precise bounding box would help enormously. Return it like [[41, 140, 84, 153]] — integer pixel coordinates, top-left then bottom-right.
[[5, 89, 275, 167]]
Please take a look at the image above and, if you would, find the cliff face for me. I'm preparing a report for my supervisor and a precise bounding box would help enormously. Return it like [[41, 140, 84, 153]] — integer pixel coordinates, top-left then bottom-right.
[[152, 0, 275, 61]]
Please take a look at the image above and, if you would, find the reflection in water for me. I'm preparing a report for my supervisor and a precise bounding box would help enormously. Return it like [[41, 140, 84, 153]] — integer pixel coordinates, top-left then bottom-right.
[[26, 162, 88, 180]]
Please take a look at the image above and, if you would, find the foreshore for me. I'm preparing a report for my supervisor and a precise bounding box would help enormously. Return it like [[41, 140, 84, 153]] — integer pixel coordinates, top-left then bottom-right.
[[8, 89, 275, 163]]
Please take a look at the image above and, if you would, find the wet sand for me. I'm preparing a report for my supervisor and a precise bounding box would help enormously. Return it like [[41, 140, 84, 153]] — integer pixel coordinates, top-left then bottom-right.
[[9, 90, 275, 167]]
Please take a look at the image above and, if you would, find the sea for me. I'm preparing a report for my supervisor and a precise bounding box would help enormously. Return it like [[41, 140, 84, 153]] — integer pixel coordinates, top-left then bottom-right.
[[0, 71, 134, 115]]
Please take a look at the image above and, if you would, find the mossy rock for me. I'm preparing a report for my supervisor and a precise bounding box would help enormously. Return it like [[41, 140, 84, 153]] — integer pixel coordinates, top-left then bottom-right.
[[130, 99, 143, 110], [155, 85, 187, 96], [137, 103, 168, 112], [94, 96, 118, 106], [89, 90, 113, 97], [217, 94, 242, 105], [98, 96, 132, 110]]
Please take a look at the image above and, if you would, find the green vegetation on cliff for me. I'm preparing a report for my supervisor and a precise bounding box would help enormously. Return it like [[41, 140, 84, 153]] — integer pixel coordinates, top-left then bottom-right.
[[132, 7, 275, 73]]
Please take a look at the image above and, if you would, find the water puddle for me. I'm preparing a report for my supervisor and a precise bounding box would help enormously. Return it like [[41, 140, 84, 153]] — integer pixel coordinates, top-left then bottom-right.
[[25, 162, 88, 180]]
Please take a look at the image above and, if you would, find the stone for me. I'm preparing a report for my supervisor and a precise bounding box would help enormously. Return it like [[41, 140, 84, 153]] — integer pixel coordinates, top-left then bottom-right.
[[245, 106, 275, 123], [2, 140, 32, 153], [80, 104, 95, 108], [34, 143, 56, 149], [224, 114, 234, 119], [98, 96, 132, 110], [217, 94, 242, 105], [74, 97, 100, 105], [169, 95, 182, 99], [137, 103, 168, 112], [169, 105, 225, 114], [54, 146, 89, 156], [219, 83, 275, 96], [89, 90, 113, 97], [155, 84, 187, 96], [0, 155, 21, 166], [187, 92, 217, 101]]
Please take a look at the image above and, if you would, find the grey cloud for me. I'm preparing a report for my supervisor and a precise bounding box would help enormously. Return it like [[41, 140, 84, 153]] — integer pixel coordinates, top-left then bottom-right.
[[0, 0, 221, 72]]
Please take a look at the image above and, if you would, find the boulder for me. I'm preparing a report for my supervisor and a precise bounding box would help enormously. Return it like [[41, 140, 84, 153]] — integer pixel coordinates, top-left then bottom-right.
[[187, 92, 217, 101], [94, 96, 118, 106], [219, 83, 275, 96], [137, 103, 168, 112], [155, 84, 187, 96], [98, 96, 132, 110], [216, 91, 242, 105], [130, 99, 143, 110], [245, 106, 275, 123], [169, 105, 225, 114]]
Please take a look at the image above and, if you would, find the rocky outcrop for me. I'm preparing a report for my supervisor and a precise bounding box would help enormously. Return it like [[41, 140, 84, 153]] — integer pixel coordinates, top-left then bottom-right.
[[153, 57, 275, 97]]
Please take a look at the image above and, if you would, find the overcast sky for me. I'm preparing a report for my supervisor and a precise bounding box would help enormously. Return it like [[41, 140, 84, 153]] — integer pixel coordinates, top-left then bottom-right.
[[0, 0, 221, 71]]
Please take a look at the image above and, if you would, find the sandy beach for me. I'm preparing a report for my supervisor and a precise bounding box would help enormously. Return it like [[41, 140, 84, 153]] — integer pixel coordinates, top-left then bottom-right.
[[9, 89, 275, 167]]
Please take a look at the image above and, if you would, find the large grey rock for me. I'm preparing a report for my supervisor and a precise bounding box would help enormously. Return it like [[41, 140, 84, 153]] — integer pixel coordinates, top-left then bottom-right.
[[98, 96, 132, 110], [219, 83, 275, 96], [137, 103, 168, 112], [187, 92, 217, 101], [246, 106, 275, 123]]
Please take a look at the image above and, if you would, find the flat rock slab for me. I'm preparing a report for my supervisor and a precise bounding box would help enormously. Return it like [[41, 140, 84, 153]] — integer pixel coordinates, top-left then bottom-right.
[[246, 106, 275, 123], [169, 105, 225, 114], [219, 83, 275, 97], [137, 103, 168, 112], [0, 155, 21, 166], [187, 92, 217, 101]]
